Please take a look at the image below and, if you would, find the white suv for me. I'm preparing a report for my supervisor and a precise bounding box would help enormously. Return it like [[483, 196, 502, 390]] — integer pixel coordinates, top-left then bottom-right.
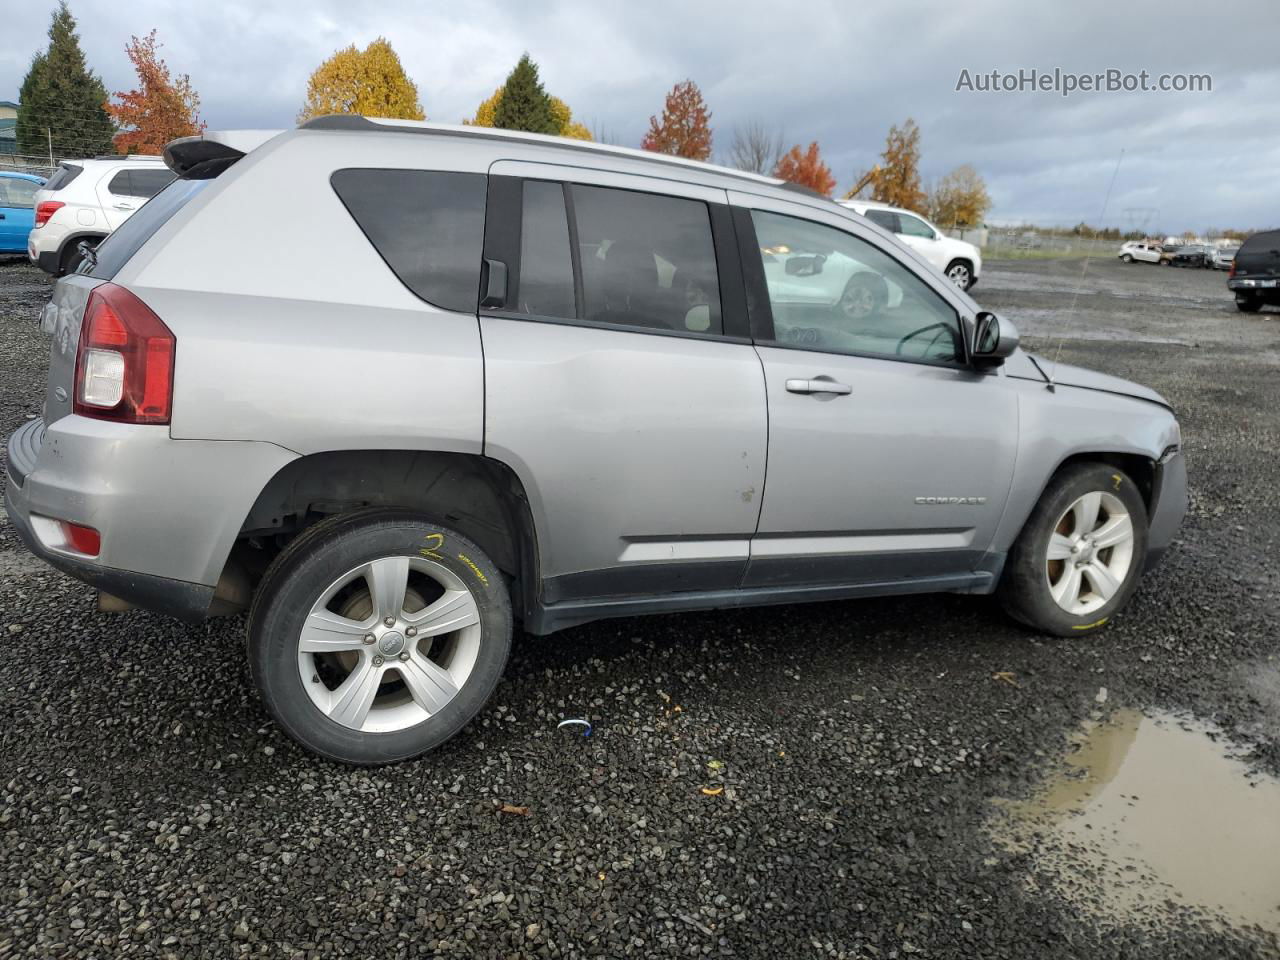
[[28, 156, 175, 276], [839, 200, 982, 290]]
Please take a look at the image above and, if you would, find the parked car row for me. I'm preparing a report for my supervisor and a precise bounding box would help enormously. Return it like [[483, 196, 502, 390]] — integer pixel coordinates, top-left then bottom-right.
[[1118, 239, 1244, 271], [0, 155, 174, 274]]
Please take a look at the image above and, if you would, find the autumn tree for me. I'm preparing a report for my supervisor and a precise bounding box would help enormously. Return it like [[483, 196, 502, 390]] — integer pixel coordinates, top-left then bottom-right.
[[773, 142, 837, 196], [106, 31, 203, 155], [641, 80, 712, 161], [492, 54, 557, 134], [860, 118, 927, 211], [728, 120, 782, 174], [16, 2, 114, 157], [927, 164, 991, 227], [297, 38, 424, 123]]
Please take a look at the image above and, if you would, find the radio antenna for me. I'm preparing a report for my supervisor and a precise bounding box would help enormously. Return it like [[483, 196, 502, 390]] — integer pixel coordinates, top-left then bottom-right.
[[1049, 149, 1125, 386]]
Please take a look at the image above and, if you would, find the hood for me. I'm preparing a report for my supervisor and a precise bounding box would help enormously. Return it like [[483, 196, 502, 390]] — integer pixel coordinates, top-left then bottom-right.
[[1006, 352, 1171, 410]]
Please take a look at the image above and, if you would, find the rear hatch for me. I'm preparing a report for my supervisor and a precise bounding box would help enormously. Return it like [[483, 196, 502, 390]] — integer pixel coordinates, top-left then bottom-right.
[[37, 130, 280, 427], [1234, 230, 1280, 279]]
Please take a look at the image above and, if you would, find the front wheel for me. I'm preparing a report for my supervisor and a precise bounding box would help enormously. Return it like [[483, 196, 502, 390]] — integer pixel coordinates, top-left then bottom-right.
[[248, 510, 512, 764], [998, 463, 1148, 636], [944, 259, 973, 290], [1236, 297, 1262, 313], [1120, 254, 1133, 263]]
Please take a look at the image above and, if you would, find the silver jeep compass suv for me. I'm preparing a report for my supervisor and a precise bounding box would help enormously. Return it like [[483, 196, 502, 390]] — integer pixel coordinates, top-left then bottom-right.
[[4, 119, 1187, 764]]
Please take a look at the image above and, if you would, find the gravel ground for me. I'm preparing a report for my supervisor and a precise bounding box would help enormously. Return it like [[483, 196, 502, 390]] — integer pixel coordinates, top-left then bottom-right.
[[1, 254, 1278, 959]]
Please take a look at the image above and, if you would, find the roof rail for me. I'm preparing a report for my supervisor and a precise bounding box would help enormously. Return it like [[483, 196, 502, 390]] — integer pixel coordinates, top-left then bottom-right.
[[91, 154, 166, 161], [299, 115, 786, 190]]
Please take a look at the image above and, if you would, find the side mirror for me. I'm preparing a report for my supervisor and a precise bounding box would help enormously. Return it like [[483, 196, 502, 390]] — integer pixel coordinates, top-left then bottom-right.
[[972, 311, 1019, 365], [785, 254, 826, 277]]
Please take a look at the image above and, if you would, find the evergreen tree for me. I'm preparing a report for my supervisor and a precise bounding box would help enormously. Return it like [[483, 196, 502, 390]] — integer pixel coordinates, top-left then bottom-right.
[[16, 3, 115, 158], [493, 54, 556, 134]]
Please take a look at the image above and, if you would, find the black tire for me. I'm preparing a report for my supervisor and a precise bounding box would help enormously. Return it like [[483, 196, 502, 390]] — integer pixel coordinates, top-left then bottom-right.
[[58, 240, 92, 276], [998, 463, 1149, 637], [1236, 297, 1262, 313], [248, 509, 512, 765], [1120, 254, 1133, 263]]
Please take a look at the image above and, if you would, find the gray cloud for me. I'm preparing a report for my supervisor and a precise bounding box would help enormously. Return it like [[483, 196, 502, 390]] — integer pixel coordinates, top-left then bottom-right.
[[3, 0, 1276, 231]]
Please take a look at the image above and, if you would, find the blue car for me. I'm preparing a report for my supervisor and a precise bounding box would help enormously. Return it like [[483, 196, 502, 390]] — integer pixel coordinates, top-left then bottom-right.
[[0, 171, 46, 254]]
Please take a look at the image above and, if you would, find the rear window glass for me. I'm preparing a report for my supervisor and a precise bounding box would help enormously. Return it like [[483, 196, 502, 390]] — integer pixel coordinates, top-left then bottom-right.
[[108, 168, 177, 199], [331, 169, 486, 313], [44, 163, 83, 191], [87, 178, 209, 279]]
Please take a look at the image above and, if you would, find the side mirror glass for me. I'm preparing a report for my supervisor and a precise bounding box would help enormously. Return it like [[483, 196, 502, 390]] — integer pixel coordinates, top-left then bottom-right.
[[972, 311, 1019, 364], [785, 254, 826, 277]]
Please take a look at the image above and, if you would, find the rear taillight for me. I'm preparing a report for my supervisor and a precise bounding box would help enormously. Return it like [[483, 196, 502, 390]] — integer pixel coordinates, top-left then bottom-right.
[[1228, 262, 1237, 278], [73, 284, 175, 424], [34, 200, 64, 228]]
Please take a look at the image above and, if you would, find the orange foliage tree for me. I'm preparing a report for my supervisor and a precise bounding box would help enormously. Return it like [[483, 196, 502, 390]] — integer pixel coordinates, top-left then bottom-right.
[[640, 80, 712, 160], [106, 30, 203, 154], [773, 142, 836, 195]]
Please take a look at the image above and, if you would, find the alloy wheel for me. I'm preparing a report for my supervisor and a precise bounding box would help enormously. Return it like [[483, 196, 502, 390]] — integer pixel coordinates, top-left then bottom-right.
[[947, 263, 971, 288], [296, 556, 482, 733], [1044, 491, 1135, 615]]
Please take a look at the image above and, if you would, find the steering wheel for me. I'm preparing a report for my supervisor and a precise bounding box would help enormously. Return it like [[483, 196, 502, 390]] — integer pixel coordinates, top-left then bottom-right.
[[896, 322, 958, 359]]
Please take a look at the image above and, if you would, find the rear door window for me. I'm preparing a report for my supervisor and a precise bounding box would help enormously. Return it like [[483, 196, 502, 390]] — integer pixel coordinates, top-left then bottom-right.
[[331, 169, 486, 313], [106, 168, 177, 199], [0, 178, 39, 208], [571, 184, 722, 335]]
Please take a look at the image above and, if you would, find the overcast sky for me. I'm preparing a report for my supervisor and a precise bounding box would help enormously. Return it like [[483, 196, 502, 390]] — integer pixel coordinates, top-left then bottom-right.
[[3, 0, 1277, 233]]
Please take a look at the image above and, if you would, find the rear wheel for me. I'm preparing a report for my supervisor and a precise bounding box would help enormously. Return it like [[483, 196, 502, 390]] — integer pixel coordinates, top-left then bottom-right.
[[248, 510, 512, 764], [1236, 297, 1262, 313], [999, 463, 1148, 636], [58, 239, 95, 276]]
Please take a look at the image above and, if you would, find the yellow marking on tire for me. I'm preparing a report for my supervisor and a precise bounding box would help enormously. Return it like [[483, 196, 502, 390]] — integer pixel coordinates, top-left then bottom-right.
[[457, 553, 488, 584], [419, 532, 446, 560], [1112, 473, 1123, 490], [1072, 617, 1109, 631]]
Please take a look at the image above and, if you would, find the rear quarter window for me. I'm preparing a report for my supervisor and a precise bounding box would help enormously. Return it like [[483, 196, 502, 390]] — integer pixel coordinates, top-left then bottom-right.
[[330, 169, 487, 313]]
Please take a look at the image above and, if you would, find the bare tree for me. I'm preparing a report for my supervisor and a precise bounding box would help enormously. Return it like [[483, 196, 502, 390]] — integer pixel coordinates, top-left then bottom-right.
[[589, 118, 621, 146], [728, 120, 783, 174]]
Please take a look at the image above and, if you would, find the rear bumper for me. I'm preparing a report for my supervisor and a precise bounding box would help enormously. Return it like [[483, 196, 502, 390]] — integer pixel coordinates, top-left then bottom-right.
[[5, 415, 296, 621], [1145, 449, 1187, 571], [4, 478, 215, 621]]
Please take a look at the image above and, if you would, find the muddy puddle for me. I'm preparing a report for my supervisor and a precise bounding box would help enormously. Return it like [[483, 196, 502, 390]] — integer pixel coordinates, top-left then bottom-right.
[[992, 709, 1280, 937]]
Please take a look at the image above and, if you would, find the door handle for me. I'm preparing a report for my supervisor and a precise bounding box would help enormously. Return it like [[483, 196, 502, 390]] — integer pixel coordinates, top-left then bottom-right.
[[786, 377, 852, 396], [113, 202, 136, 211]]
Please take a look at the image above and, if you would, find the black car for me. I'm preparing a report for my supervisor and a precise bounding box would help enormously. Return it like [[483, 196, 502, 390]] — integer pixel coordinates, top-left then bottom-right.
[[1227, 229, 1280, 312], [1170, 243, 1212, 268]]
